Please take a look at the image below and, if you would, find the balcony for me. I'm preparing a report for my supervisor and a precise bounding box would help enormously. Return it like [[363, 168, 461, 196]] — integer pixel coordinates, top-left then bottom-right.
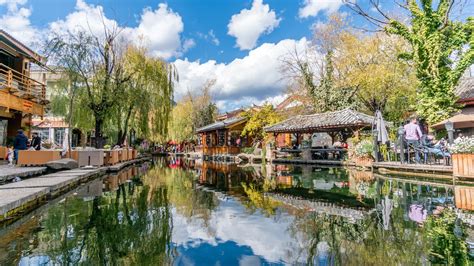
[[0, 63, 46, 104]]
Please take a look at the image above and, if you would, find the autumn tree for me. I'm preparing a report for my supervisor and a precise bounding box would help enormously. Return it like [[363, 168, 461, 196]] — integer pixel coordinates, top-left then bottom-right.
[[168, 80, 217, 142], [241, 104, 282, 142], [282, 14, 358, 113], [345, 0, 474, 123], [336, 33, 417, 121]]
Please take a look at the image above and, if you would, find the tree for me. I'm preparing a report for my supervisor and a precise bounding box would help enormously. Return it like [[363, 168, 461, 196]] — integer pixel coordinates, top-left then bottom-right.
[[113, 46, 176, 145], [241, 104, 282, 142], [281, 14, 358, 113], [345, 0, 474, 123], [46, 26, 176, 147], [167, 80, 217, 142], [336, 32, 417, 121]]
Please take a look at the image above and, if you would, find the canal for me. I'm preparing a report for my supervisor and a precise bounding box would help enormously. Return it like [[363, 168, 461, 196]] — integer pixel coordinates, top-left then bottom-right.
[[0, 157, 473, 265]]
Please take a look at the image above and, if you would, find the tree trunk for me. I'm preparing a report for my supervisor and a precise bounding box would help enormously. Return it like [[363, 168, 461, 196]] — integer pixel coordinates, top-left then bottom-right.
[[95, 118, 105, 148], [117, 104, 134, 146]]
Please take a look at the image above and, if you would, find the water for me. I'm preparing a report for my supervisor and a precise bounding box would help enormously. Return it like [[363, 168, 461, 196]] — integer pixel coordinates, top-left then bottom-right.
[[0, 158, 473, 265]]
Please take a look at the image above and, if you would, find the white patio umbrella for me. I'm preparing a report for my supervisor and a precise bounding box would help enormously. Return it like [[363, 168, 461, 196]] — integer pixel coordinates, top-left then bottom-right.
[[375, 110, 389, 144], [62, 132, 69, 156]]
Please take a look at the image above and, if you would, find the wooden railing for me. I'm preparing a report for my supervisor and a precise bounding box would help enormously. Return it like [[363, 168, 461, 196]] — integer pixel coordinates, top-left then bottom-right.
[[0, 63, 46, 103]]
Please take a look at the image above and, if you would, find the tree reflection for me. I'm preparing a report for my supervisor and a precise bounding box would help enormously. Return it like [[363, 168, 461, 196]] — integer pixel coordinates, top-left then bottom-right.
[[36, 179, 173, 264]]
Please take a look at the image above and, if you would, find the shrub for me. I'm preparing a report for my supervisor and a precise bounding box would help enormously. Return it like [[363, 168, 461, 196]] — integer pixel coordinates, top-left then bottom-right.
[[448, 136, 474, 154], [241, 147, 255, 154], [354, 139, 374, 158]]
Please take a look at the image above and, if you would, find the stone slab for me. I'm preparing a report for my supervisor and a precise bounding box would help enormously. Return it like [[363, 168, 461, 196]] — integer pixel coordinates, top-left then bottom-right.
[[0, 187, 49, 216], [0, 175, 83, 192], [0, 166, 47, 182]]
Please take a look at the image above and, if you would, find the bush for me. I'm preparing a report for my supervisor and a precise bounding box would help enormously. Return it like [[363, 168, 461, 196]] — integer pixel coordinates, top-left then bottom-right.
[[354, 139, 374, 158], [448, 136, 474, 154], [241, 147, 255, 154]]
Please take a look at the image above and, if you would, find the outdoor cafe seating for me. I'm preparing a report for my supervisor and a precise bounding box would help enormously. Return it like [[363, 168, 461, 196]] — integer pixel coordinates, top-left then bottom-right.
[[266, 108, 375, 162]]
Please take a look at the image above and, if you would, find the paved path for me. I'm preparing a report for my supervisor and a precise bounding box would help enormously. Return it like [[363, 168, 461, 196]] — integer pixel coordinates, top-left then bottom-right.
[[0, 168, 103, 223], [0, 165, 46, 183]]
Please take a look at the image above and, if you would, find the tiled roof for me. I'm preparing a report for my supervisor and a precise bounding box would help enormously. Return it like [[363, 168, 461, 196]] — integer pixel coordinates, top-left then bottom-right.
[[32, 117, 68, 128], [264, 108, 375, 133], [196, 116, 246, 133], [455, 77, 474, 101]]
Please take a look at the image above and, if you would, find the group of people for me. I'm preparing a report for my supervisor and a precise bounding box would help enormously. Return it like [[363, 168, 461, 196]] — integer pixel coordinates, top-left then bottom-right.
[[6, 129, 42, 164], [402, 118, 451, 164]]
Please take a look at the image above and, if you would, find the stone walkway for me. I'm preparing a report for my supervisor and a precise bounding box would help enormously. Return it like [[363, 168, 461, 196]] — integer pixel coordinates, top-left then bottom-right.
[[0, 168, 104, 222], [0, 165, 47, 183]]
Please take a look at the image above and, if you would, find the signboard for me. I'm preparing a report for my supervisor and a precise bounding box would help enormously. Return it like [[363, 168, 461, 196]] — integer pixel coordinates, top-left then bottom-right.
[[23, 100, 33, 112]]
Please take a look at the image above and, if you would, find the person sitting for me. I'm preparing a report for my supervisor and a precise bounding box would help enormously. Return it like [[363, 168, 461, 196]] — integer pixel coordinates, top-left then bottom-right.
[[422, 135, 450, 163], [31, 132, 41, 150]]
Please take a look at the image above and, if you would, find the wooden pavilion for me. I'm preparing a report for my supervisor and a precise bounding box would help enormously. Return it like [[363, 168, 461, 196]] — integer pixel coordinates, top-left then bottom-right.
[[265, 108, 375, 146], [196, 116, 252, 157]]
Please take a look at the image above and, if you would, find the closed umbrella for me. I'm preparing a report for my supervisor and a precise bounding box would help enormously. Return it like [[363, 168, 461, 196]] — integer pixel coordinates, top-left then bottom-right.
[[375, 110, 389, 144], [62, 132, 69, 157]]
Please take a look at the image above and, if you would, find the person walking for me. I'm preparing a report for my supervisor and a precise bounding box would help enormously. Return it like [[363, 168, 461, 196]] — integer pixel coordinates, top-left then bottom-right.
[[31, 132, 41, 150], [404, 118, 423, 163], [13, 129, 28, 162]]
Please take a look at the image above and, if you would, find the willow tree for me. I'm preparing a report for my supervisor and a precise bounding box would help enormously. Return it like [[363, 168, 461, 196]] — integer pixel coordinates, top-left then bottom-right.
[[113, 46, 176, 145], [345, 0, 474, 123]]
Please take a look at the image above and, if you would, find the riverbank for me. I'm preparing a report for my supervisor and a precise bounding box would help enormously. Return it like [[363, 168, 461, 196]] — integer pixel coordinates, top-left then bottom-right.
[[0, 157, 151, 225]]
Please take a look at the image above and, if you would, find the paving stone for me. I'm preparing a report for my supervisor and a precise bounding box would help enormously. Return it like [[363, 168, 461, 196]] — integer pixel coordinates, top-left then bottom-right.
[[0, 175, 82, 192], [0, 187, 49, 216], [0, 166, 47, 182]]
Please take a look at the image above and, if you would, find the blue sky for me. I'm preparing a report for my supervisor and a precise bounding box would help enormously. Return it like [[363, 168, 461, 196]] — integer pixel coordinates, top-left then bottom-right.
[[1, 0, 472, 112]]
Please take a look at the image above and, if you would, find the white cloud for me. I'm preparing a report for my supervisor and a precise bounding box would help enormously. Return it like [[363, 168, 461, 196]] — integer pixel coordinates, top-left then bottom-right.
[[299, 0, 343, 18], [172, 199, 307, 264], [0, 0, 38, 46], [174, 38, 310, 112], [49, 0, 119, 38], [208, 30, 220, 46], [48, 1, 185, 60], [131, 3, 184, 59], [182, 38, 196, 52], [227, 0, 281, 50], [197, 29, 220, 46]]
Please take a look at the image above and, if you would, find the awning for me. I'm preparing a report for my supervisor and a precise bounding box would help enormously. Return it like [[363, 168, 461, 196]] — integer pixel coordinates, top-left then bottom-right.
[[431, 113, 474, 130]]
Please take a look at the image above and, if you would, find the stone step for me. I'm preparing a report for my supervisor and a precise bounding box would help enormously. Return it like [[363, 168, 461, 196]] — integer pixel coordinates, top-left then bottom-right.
[[0, 187, 49, 218]]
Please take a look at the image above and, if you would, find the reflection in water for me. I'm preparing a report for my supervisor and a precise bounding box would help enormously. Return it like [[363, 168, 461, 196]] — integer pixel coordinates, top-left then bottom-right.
[[0, 158, 472, 265]]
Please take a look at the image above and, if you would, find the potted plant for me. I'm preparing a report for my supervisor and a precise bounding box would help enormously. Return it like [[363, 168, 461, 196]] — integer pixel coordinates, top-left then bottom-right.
[[449, 137, 474, 178], [353, 139, 374, 167]]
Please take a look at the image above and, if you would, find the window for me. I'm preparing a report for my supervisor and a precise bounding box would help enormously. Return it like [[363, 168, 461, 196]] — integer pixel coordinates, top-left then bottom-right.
[[35, 129, 49, 142], [217, 130, 225, 146], [54, 128, 66, 145]]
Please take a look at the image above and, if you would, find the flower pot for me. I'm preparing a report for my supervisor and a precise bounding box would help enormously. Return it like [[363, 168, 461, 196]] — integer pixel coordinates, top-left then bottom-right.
[[452, 153, 474, 179], [354, 156, 373, 168]]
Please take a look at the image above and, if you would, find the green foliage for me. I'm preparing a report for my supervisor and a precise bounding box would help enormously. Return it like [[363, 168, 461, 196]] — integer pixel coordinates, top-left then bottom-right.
[[424, 209, 469, 265], [354, 139, 374, 158], [241, 104, 282, 142], [241, 147, 255, 154], [168, 81, 217, 142], [385, 0, 474, 123]]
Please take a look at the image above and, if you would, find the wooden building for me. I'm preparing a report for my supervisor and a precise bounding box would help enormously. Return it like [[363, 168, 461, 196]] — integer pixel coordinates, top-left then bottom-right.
[[432, 77, 474, 136], [265, 108, 375, 147], [196, 116, 252, 156], [0, 30, 47, 145]]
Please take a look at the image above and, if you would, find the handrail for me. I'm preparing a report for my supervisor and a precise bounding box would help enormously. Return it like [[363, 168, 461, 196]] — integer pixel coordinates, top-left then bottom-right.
[[0, 62, 46, 102], [0, 63, 44, 85]]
